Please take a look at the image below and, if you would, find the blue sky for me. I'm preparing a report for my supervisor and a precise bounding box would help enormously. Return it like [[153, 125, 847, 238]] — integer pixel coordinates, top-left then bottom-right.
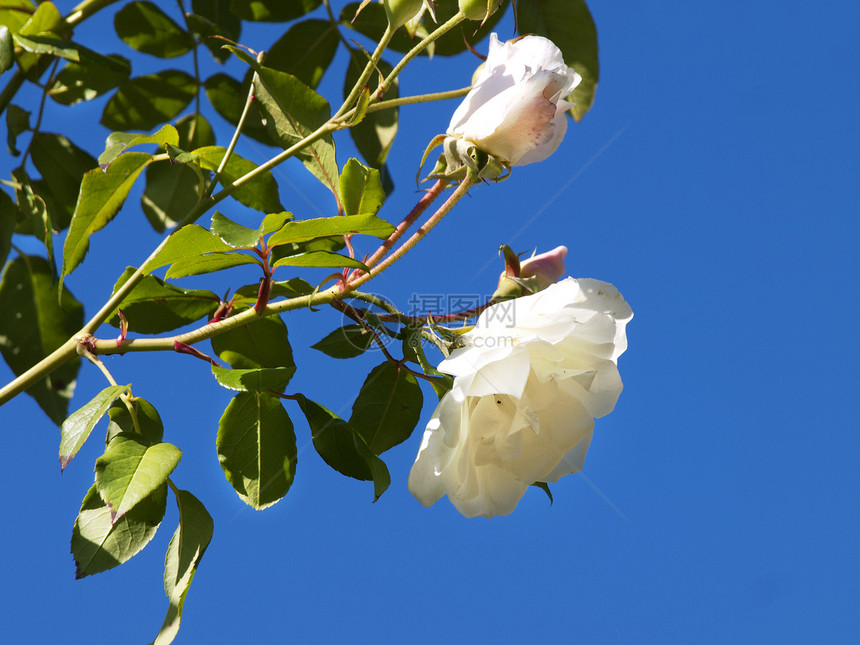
[[2, 1, 859, 642]]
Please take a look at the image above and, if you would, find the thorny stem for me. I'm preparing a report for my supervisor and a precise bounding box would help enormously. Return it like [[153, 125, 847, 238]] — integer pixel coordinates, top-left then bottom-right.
[[363, 179, 448, 271], [0, 14, 478, 409], [347, 175, 476, 292]]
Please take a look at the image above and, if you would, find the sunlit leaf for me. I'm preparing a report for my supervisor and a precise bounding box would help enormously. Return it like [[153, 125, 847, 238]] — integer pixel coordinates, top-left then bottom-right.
[[211, 365, 295, 392], [349, 362, 423, 454], [71, 482, 167, 578], [152, 489, 213, 645], [106, 267, 220, 333], [272, 251, 367, 270], [0, 255, 83, 425], [0, 26, 13, 75], [59, 385, 128, 471], [210, 211, 292, 248], [101, 70, 196, 131], [339, 158, 385, 216], [95, 434, 181, 521], [211, 313, 294, 370], [267, 213, 393, 247], [114, 1, 194, 58], [516, 0, 599, 121], [165, 253, 258, 279], [61, 153, 152, 285], [194, 146, 283, 213], [106, 397, 164, 444], [99, 124, 179, 168], [217, 391, 297, 509], [295, 394, 389, 501], [143, 224, 233, 273]]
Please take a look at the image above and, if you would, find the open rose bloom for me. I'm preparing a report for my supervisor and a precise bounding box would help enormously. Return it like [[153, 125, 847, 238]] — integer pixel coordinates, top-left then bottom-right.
[[446, 33, 582, 167], [408, 278, 632, 518]]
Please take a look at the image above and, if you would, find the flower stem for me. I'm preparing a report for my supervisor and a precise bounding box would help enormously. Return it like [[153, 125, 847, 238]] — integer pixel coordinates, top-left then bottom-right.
[[335, 23, 394, 120], [363, 178, 448, 271], [348, 175, 475, 291]]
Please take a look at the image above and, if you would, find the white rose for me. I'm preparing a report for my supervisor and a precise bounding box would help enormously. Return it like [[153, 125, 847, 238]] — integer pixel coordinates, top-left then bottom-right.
[[408, 277, 632, 518], [447, 33, 582, 167]]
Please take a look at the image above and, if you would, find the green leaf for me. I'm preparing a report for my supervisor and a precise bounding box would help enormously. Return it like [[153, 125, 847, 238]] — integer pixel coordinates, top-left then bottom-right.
[[229, 0, 322, 21], [0, 26, 13, 76], [143, 224, 234, 273], [6, 103, 29, 156], [516, 0, 599, 121], [0, 191, 14, 266], [141, 161, 203, 233], [0, 255, 83, 425], [166, 253, 258, 279], [175, 113, 216, 149], [95, 434, 182, 521], [311, 324, 375, 359], [217, 391, 297, 509], [71, 482, 167, 578], [203, 73, 271, 144], [210, 211, 293, 248], [59, 385, 128, 471], [0, 1, 33, 37], [61, 152, 152, 286], [344, 53, 398, 168], [272, 250, 367, 270], [189, 0, 241, 64], [295, 394, 389, 501], [211, 313, 295, 370], [106, 267, 220, 333], [251, 65, 340, 202], [114, 1, 194, 59], [194, 146, 284, 213], [48, 54, 131, 106], [532, 481, 554, 505], [267, 213, 394, 247], [101, 70, 196, 132], [11, 168, 52, 266], [106, 397, 164, 444], [153, 489, 213, 645], [349, 362, 423, 455], [339, 158, 385, 217], [30, 132, 97, 231], [98, 123, 180, 168], [211, 366, 295, 392], [263, 19, 338, 89]]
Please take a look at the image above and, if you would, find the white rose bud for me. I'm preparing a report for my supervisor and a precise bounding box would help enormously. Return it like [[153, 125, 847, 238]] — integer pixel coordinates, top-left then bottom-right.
[[408, 277, 632, 518], [446, 33, 582, 168]]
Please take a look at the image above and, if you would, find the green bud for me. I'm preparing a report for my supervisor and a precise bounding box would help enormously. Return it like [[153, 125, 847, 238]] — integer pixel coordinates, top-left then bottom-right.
[[385, 0, 424, 30], [458, 0, 502, 22]]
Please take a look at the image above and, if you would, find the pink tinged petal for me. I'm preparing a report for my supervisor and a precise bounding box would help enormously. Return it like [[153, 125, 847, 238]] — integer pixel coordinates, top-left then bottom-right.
[[519, 245, 568, 287], [479, 85, 558, 164]]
